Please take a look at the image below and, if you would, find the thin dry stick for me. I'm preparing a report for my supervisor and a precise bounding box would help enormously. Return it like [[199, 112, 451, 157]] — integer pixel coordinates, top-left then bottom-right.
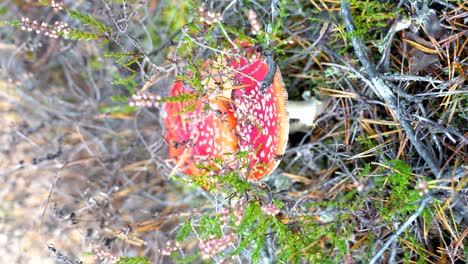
[[340, 0, 441, 178]]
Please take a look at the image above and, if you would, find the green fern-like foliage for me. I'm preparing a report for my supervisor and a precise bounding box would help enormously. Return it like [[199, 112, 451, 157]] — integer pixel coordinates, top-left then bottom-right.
[[39, 0, 112, 33], [37, 0, 111, 39], [117, 256, 150, 264], [67, 9, 112, 33], [377, 160, 421, 221], [64, 28, 101, 40]]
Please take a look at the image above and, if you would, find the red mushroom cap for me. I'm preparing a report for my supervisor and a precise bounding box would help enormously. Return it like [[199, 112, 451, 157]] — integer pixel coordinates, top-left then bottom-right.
[[163, 42, 288, 182], [163, 73, 238, 179], [230, 54, 289, 180]]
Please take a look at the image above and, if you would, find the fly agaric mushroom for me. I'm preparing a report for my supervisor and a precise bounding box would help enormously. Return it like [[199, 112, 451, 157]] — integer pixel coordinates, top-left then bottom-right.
[[228, 50, 289, 180], [162, 76, 239, 180], [163, 42, 291, 182]]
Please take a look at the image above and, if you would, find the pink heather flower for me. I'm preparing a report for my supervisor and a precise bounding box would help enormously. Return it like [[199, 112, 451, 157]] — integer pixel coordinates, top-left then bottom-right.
[[232, 200, 246, 226], [160, 241, 181, 256], [51, 0, 65, 10], [129, 92, 161, 108], [219, 207, 230, 227], [93, 247, 119, 263], [261, 203, 280, 216], [20, 17, 70, 39], [199, 233, 236, 259], [198, 7, 222, 25], [416, 180, 429, 196]]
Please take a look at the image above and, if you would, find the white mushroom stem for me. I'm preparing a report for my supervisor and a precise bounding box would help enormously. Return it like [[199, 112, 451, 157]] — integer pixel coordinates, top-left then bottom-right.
[[288, 92, 325, 133]]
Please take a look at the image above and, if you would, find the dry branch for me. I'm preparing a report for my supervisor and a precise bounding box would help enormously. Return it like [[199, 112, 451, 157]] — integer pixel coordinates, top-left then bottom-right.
[[340, 0, 442, 178]]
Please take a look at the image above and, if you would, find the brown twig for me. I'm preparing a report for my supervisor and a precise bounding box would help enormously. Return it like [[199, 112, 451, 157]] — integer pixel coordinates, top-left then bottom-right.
[[340, 0, 441, 178]]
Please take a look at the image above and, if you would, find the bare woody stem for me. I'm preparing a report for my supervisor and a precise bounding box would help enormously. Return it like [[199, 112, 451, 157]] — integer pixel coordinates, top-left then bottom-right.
[[340, 0, 441, 178]]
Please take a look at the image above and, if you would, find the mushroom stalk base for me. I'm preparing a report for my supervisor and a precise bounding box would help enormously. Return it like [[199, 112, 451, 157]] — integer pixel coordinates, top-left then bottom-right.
[[288, 97, 324, 133]]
